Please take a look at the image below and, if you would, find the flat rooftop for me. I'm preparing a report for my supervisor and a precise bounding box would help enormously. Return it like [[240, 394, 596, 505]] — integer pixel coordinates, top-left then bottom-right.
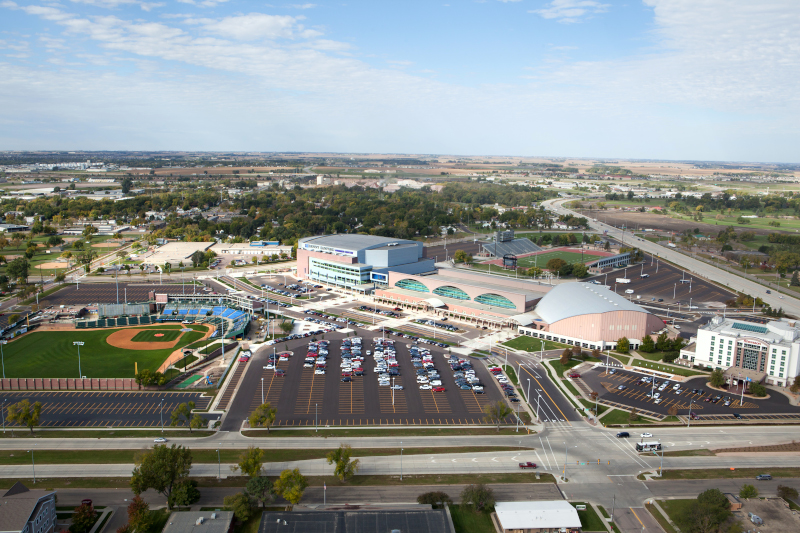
[[300, 234, 417, 251]]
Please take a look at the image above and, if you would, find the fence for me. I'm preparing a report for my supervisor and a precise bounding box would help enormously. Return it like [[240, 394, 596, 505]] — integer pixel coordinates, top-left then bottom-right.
[[0, 377, 140, 391], [98, 303, 150, 317]]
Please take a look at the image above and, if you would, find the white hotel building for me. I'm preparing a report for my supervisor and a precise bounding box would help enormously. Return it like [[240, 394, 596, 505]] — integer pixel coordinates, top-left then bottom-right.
[[684, 316, 800, 387]]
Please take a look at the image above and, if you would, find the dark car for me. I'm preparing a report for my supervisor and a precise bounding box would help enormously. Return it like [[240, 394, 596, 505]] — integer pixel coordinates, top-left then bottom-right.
[[756, 474, 772, 480], [733, 413, 743, 419], [341, 376, 352, 382], [616, 432, 630, 438]]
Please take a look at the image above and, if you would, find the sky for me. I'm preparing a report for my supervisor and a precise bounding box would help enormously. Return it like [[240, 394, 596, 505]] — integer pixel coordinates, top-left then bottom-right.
[[1, 0, 799, 162]]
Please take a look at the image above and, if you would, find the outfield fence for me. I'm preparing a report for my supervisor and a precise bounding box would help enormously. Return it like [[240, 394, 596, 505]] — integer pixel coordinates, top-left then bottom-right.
[[0, 377, 141, 391]]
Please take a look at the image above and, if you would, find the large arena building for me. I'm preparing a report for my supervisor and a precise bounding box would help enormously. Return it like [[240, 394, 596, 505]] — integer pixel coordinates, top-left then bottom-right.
[[517, 283, 665, 351], [297, 235, 435, 290]]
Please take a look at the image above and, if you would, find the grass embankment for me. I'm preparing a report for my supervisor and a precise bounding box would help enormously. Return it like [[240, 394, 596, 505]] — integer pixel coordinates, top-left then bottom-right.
[[501, 365, 518, 386], [242, 427, 535, 438], [0, 429, 215, 439], [579, 399, 608, 416], [646, 502, 678, 533], [0, 446, 523, 465], [502, 336, 569, 352], [597, 505, 622, 533], [1, 472, 557, 490], [1, 325, 206, 378]]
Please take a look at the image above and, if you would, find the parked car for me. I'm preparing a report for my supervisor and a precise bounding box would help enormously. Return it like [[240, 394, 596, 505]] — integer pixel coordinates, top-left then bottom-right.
[[567, 372, 581, 378]]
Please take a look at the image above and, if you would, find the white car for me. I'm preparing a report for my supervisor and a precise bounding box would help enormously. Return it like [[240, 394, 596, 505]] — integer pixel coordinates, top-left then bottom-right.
[[653, 393, 660, 399], [429, 380, 443, 386], [419, 384, 432, 390], [266, 363, 275, 370], [315, 369, 325, 375], [391, 385, 404, 390], [154, 437, 167, 443], [378, 380, 390, 386], [641, 432, 653, 438]]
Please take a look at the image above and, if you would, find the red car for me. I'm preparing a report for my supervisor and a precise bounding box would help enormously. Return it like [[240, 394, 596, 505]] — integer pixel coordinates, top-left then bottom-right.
[[238, 357, 249, 363], [432, 386, 446, 392], [518, 462, 537, 469], [341, 371, 352, 377], [275, 369, 285, 376], [394, 307, 402, 311], [568, 372, 581, 378]]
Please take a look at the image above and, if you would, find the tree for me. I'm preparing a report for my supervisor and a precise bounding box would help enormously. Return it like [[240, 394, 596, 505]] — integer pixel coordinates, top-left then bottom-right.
[[668, 404, 678, 416], [739, 484, 758, 499], [121, 177, 133, 194], [273, 468, 309, 506], [483, 400, 513, 431], [126, 496, 151, 533], [655, 332, 671, 352], [6, 257, 30, 283], [69, 503, 97, 533], [791, 270, 800, 286], [546, 258, 566, 271], [7, 313, 19, 325], [629, 408, 639, 422], [223, 492, 252, 522], [777, 485, 799, 501], [130, 444, 193, 508], [454, 249, 470, 263], [571, 345, 581, 359], [135, 369, 167, 387], [709, 369, 726, 388], [790, 375, 800, 394], [7, 400, 42, 434], [190, 414, 205, 431], [616, 337, 630, 354], [279, 321, 293, 334], [245, 477, 275, 508], [560, 348, 571, 365], [640, 335, 655, 353], [416, 491, 453, 509], [248, 402, 277, 432], [748, 382, 767, 397], [460, 483, 495, 512], [571, 263, 589, 278], [169, 480, 201, 508], [233, 446, 265, 478], [326, 443, 361, 482], [169, 401, 196, 430]]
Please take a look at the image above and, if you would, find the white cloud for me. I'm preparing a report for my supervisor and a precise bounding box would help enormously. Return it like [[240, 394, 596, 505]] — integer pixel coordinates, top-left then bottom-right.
[[175, 0, 229, 8], [198, 13, 315, 41], [69, 0, 164, 10], [289, 3, 316, 8], [531, 0, 610, 23]]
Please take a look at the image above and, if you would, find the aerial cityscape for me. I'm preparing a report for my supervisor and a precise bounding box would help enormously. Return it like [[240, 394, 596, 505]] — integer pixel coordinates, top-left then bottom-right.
[[1, 2, 799, 533]]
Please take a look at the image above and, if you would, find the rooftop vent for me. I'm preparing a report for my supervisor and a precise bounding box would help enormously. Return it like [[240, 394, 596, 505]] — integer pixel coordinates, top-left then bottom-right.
[[195, 518, 204, 526]]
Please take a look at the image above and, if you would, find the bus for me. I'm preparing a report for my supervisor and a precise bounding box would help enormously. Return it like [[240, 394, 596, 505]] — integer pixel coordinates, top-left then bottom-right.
[[636, 442, 662, 452]]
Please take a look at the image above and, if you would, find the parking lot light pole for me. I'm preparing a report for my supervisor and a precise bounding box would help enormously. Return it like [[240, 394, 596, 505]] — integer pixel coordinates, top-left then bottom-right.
[[73, 341, 84, 378], [216, 449, 221, 478], [160, 399, 164, 433], [27, 449, 35, 483], [261, 378, 264, 404], [315, 403, 318, 433], [2, 399, 6, 433], [0, 340, 6, 379], [400, 441, 403, 481]]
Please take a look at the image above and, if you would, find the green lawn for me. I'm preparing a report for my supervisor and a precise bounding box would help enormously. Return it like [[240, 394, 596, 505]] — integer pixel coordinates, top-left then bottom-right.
[[449, 505, 496, 533], [579, 399, 608, 416], [517, 250, 605, 268], [657, 499, 694, 531], [632, 359, 706, 376], [654, 467, 800, 480], [501, 365, 519, 386], [2, 325, 205, 378], [647, 503, 678, 533], [600, 409, 656, 425], [572, 502, 606, 532], [131, 329, 183, 342], [503, 336, 568, 352]]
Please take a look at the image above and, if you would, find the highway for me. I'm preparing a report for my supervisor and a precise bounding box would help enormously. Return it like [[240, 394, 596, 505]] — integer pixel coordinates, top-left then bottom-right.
[[544, 198, 800, 315]]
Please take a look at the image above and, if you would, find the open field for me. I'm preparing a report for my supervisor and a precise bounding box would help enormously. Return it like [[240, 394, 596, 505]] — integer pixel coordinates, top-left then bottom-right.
[[516, 249, 606, 268], [502, 336, 568, 351], [1, 324, 206, 378]]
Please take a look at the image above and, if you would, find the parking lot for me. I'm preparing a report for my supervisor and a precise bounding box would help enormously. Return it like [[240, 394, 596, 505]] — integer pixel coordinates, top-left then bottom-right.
[[38, 283, 191, 307], [242, 332, 514, 426], [0, 390, 211, 428], [579, 366, 800, 420], [585, 253, 735, 306]]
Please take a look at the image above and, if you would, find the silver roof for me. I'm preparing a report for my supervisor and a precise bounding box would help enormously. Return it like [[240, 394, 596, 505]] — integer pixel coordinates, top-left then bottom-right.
[[299, 234, 417, 251], [535, 282, 651, 324]]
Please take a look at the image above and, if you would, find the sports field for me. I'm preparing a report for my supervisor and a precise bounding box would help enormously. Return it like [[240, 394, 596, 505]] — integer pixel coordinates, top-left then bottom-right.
[[1, 324, 207, 379], [517, 250, 606, 268]]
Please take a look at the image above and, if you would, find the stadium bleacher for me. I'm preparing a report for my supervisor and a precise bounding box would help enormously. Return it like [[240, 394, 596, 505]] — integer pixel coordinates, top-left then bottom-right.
[[482, 237, 542, 258]]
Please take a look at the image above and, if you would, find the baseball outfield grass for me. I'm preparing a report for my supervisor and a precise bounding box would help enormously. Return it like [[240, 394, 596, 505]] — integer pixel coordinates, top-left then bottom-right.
[[1, 324, 206, 378], [517, 250, 605, 268]]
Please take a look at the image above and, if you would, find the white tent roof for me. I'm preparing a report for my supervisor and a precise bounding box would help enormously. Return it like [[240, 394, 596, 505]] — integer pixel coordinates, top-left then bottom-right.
[[424, 298, 446, 308], [510, 314, 537, 326], [495, 501, 581, 530]]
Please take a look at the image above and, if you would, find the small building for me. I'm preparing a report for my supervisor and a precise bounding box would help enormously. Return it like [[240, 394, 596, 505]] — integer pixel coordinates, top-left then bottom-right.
[[0, 224, 30, 233], [494, 501, 582, 533], [0, 482, 57, 533], [258, 509, 453, 533], [162, 511, 233, 533], [211, 242, 293, 257]]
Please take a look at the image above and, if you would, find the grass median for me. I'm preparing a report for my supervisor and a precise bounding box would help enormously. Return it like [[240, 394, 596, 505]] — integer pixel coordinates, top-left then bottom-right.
[[242, 427, 533, 437], [645, 467, 800, 480]]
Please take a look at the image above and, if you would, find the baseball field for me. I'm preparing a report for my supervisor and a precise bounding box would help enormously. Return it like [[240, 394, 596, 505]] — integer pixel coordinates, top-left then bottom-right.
[[1, 324, 208, 379], [516, 250, 606, 268]]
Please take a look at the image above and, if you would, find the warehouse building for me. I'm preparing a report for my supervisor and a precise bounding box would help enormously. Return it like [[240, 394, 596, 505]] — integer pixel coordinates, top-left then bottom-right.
[[517, 283, 665, 351], [297, 234, 435, 291]]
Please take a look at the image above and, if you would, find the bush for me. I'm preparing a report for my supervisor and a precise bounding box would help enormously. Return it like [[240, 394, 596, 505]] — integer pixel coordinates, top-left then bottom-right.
[[777, 485, 798, 501], [460, 484, 495, 512], [739, 484, 758, 499], [417, 491, 453, 509], [748, 382, 767, 397]]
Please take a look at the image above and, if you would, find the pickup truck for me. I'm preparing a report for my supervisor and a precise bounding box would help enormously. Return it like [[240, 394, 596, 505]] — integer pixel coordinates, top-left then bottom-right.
[[518, 462, 538, 469]]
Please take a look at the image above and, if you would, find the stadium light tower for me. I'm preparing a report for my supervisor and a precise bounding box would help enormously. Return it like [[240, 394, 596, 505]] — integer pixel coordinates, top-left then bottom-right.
[[73, 341, 84, 378]]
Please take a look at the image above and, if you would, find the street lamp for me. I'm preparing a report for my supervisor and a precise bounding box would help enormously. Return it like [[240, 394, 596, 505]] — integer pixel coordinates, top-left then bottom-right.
[[261, 378, 264, 404], [1, 399, 6, 434], [27, 449, 35, 483], [562, 442, 577, 481], [160, 398, 164, 433], [0, 340, 6, 379], [216, 449, 221, 479], [400, 441, 403, 481], [73, 341, 84, 378]]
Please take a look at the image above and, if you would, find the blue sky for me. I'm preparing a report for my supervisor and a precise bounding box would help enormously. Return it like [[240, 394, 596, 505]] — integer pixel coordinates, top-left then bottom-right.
[[1, 0, 799, 162]]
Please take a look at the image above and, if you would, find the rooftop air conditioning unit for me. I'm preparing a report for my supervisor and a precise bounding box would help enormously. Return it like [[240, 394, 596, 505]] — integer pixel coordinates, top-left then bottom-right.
[[195, 518, 204, 526]]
